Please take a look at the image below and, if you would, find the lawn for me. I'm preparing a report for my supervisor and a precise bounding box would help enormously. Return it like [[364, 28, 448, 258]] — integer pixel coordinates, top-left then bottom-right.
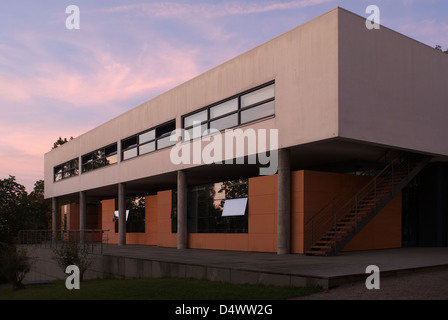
[[0, 277, 321, 300]]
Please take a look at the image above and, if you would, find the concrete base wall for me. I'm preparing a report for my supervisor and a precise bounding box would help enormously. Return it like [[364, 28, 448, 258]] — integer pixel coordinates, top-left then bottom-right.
[[22, 246, 328, 288]]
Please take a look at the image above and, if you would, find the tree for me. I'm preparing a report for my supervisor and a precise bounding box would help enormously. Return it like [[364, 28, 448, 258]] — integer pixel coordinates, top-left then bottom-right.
[[0, 176, 28, 244], [435, 45, 448, 54], [52, 136, 73, 149], [27, 180, 51, 230], [0, 243, 33, 289], [0, 177, 49, 244]]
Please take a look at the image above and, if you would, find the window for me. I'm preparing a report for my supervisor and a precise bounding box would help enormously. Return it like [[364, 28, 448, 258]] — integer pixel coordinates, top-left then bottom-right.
[[171, 178, 248, 233], [182, 82, 274, 139], [54, 158, 79, 182], [121, 120, 176, 161], [81, 143, 117, 173], [113, 197, 145, 233]]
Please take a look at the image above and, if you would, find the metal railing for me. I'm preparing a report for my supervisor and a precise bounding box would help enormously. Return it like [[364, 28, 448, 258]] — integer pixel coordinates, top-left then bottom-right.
[[304, 152, 415, 253], [18, 229, 109, 254]]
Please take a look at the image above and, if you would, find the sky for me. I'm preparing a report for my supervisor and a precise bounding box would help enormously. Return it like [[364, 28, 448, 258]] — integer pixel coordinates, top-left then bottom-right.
[[0, 0, 447, 192]]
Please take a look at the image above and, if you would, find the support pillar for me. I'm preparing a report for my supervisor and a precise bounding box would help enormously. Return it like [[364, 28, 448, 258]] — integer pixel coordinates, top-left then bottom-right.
[[79, 191, 86, 244], [52, 197, 59, 241], [118, 183, 127, 246], [177, 170, 188, 249], [277, 148, 291, 254]]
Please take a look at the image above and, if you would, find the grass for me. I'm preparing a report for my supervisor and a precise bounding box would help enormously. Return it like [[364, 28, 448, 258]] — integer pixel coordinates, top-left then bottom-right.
[[0, 277, 321, 300]]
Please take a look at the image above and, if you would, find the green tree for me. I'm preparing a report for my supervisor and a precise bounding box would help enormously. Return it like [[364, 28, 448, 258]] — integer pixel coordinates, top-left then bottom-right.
[[435, 45, 448, 54], [0, 176, 28, 244], [0, 177, 49, 244], [27, 180, 51, 230], [52, 136, 73, 149], [0, 243, 33, 289]]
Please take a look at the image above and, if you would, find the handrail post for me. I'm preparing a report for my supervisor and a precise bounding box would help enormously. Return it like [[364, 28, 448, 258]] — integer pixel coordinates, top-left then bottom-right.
[[374, 178, 377, 214], [332, 199, 336, 236]]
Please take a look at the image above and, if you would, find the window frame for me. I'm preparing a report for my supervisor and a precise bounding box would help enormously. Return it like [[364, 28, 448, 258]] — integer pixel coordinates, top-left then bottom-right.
[[181, 81, 275, 139], [54, 158, 79, 182], [81, 143, 118, 174], [121, 119, 176, 161]]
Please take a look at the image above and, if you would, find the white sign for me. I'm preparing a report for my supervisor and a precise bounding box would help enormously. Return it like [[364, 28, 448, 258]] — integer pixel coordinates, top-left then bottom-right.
[[222, 198, 248, 217]]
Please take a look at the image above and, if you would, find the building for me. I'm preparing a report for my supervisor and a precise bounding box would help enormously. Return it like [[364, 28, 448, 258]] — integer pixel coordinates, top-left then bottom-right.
[[44, 7, 448, 256]]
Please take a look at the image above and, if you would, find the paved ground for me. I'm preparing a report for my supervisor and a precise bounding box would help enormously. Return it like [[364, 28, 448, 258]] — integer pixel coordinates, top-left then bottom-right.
[[294, 267, 448, 300], [22, 244, 448, 299]]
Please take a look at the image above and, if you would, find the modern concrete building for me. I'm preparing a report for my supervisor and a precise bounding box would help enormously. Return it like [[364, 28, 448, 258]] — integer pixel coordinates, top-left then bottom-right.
[[44, 7, 448, 256]]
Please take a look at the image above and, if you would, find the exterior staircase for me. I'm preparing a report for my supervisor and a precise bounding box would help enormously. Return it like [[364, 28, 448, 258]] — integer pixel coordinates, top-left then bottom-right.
[[305, 152, 431, 256]]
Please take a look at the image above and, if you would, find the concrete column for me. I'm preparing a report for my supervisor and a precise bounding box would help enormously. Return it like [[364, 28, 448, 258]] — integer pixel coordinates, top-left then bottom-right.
[[52, 197, 59, 241], [118, 183, 127, 246], [79, 191, 86, 244], [177, 170, 188, 249], [277, 148, 291, 255]]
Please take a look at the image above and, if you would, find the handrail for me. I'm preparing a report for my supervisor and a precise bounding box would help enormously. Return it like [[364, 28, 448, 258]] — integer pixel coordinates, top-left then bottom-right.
[[304, 153, 401, 227], [304, 153, 408, 251], [17, 229, 109, 254]]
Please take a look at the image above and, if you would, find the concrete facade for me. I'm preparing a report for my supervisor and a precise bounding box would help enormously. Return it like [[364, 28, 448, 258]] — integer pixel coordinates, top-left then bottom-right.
[[42, 7, 448, 256], [44, 7, 448, 200]]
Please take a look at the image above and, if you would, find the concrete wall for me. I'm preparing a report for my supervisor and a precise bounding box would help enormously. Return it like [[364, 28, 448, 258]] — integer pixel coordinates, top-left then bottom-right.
[[23, 246, 328, 288], [44, 7, 448, 201], [44, 8, 340, 199], [338, 8, 448, 156]]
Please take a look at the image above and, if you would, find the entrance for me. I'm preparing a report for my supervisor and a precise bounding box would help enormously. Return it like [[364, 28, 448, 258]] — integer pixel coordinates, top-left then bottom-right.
[[402, 162, 448, 247]]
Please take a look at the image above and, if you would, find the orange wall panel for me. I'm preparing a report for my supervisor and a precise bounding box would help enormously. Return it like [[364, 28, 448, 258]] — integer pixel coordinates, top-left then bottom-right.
[[96, 168, 401, 254], [342, 191, 402, 251]]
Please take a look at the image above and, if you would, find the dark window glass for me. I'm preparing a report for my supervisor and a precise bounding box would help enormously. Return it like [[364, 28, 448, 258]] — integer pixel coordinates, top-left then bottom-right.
[[121, 120, 176, 160], [54, 157, 79, 181], [171, 179, 248, 233], [181, 81, 274, 137], [105, 145, 117, 156], [122, 137, 138, 150], [156, 121, 175, 139], [114, 196, 145, 233], [81, 143, 118, 173]]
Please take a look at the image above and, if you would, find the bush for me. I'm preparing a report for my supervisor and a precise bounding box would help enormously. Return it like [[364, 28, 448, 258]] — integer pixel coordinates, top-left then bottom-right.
[[0, 243, 33, 289], [52, 242, 93, 282]]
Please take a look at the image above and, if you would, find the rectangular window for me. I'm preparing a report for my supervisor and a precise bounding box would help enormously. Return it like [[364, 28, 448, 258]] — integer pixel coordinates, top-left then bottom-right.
[[81, 143, 117, 173], [181, 81, 274, 139], [241, 100, 275, 124], [121, 120, 176, 161], [240, 84, 274, 108], [54, 158, 79, 182], [171, 178, 248, 233], [113, 197, 145, 233]]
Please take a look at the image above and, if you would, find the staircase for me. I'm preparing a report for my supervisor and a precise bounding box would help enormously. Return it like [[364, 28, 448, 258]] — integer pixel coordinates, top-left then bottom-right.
[[305, 153, 431, 256]]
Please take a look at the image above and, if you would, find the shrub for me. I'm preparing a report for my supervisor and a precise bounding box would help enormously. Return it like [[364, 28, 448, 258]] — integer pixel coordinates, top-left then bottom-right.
[[0, 243, 33, 289], [52, 242, 93, 282]]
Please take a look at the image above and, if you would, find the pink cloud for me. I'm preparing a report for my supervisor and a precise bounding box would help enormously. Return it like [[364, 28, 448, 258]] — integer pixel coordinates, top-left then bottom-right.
[[394, 19, 448, 48], [0, 28, 202, 190], [103, 0, 335, 18]]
